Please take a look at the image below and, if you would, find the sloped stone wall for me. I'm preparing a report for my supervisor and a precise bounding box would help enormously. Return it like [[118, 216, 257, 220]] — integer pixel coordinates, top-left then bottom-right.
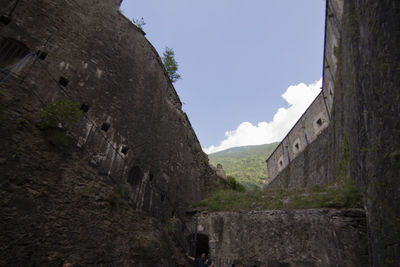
[[0, 0, 219, 265], [1, 0, 218, 220]]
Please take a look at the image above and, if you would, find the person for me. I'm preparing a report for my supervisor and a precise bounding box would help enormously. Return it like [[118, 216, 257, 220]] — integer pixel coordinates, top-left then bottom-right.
[[186, 252, 214, 267], [62, 261, 72, 267]]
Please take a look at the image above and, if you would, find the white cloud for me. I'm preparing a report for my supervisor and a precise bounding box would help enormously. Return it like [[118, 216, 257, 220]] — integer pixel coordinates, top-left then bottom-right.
[[204, 78, 322, 154]]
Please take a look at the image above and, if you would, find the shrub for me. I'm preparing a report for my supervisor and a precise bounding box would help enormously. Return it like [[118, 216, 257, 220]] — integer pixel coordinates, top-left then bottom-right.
[[226, 176, 246, 192], [132, 17, 146, 30], [341, 179, 362, 207], [38, 99, 82, 130]]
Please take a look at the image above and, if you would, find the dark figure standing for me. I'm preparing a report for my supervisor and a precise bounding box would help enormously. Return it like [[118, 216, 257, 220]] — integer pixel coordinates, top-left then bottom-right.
[[186, 252, 214, 267]]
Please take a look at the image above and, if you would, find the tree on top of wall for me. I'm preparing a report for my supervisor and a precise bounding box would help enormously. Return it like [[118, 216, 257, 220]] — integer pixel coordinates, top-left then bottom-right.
[[162, 47, 181, 84]]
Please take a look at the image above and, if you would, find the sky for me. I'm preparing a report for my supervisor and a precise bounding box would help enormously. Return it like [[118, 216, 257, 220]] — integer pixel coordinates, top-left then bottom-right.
[[120, 0, 326, 154]]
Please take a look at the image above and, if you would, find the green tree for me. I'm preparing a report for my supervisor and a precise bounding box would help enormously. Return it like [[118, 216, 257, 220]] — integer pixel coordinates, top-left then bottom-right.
[[162, 47, 181, 83]]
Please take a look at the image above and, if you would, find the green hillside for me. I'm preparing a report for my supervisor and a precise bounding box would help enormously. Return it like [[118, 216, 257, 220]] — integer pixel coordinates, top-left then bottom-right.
[[208, 143, 279, 189]]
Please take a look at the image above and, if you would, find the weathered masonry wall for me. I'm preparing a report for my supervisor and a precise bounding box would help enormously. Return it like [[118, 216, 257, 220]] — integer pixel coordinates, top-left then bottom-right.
[[266, 0, 343, 187], [330, 1, 400, 265], [191, 209, 368, 267], [266, 93, 330, 184], [0, 0, 219, 265], [0, 0, 218, 220], [267, 128, 329, 188]]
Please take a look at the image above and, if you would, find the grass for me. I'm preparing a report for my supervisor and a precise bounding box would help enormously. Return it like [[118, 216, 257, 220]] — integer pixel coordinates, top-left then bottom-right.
[[197, 180, 362, 212]]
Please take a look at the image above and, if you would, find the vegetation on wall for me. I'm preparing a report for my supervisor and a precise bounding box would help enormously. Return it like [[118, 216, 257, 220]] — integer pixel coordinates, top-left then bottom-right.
[[132, 17, 146, 30], [209, 143, 278, 189], [37, 99, 82, 130], [203, 132, 361, 212], [197, 180, 362, 212], [36, 99, 82, 147], [335, 135, 351, 181], [162, 47, 181, 83], [331, 2, 400, 265]]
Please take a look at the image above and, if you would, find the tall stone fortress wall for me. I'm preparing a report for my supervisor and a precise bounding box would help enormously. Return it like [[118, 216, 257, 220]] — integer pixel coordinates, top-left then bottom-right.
[[266, 0, 344, 188], [0, 0, 220, 219], [0, 0, 220, 265]]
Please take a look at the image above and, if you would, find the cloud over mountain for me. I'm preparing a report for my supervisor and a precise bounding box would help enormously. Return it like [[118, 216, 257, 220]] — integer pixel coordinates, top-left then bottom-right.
[[204, 78, 322, 154]]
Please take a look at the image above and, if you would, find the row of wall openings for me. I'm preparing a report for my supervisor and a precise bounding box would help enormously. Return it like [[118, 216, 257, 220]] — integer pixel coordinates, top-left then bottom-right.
[[276, 115, 326, 173], [0, 37, 131, 161], [0, 39, 130, 157]]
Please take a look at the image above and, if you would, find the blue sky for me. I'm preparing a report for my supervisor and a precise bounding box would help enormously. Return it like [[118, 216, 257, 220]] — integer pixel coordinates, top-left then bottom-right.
[[120, 0, 326, 153]]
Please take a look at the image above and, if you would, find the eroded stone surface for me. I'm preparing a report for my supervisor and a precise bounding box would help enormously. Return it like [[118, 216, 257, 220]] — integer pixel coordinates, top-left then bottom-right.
[[0, 0, 219, 265], [192, 209, 368, 267]]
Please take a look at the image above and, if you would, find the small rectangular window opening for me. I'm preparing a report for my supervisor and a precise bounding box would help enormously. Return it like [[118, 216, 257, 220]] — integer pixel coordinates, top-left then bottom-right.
[[36, 50, 47, 60], [121, 146, 129, 155], [0, 15, 11, 25], [80, 104, 89, 113], [59, 76, 69, 87], [101, 122, 110, 132]]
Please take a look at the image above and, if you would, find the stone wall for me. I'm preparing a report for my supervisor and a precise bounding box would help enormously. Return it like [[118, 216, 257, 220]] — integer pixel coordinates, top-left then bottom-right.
[[0, 0, 219, 265], [265, 0, 400, 265], [266, 0, 343, 187], [0, 0, 218, 220], [191, 209, 368, 267], [330, 1, 400, 265], [266, 92, 330, 183], [267, 128, 329, 188]]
